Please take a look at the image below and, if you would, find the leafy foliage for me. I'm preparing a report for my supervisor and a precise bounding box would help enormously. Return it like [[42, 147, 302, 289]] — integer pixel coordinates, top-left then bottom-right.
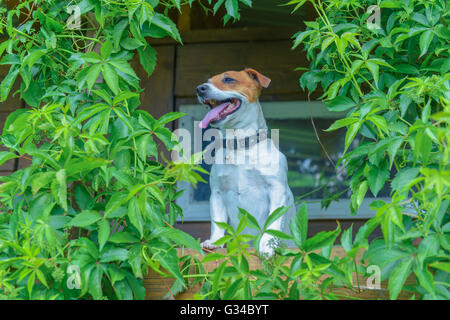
[[0, 0, 246, 300], [289, 0, 449, 299], [176, 205, 375, 300]]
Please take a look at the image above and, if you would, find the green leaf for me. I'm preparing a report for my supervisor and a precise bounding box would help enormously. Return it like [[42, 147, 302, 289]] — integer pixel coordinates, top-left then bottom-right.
[[366, 61, 379, 87], [429, 262, 450, 273], [419, 30, 434, 58], [98, 219, 110, 251], [27, 272, 35, 297], [128, 197, 144, 237], [108, 59, 138, 79], [213, 235, 233, 247], [157, 112, 186, 126], [35, 269, 48, 288], [356, 181, 368, 209], [0, 151, 17, 166], [88, 265, 103, 299], [120, 37, 144, 50], [0, 66, 19, 101], [151, 13, 182, 43], [66, 158, 110, 176], [394, 64, 419, 75], [263, 206, 288, 231], [292, 30, 316, 49], [422, 100, 431, 123], [386, 137, 403, 169], [344, 122, 362, 153], [55, 169, 68, 211], [68, 210, 103, 227], [289, 203, 308, 248], [341, 224, 353, 252], [136, 134, 157, 160], [103, 63, 119, 95], [100, 40, 113, 59], [388, 258, 413, 300], [108, 265, 126, 285], [223, 278, 243, 299], [113, 107, 133, 130], [238, 208, 260, 231], [137, 45, 157, 78], [73, 104, 109, 126], [151, 227, 202, 252], [414, 264, 435, 296], [100, 247, 129, 263], [265, 229, 292, 240], [212, 261, 227, 297], [213, 0, 226, 14], [86, 64, 102, 91], [325, 96, 356, 112], [325, 118, 358, 132], [215, 222, 235, 236], [388, 206, 403, 230], [368, 115, 388, 134], [304, 222, 340, 252], [112, 19, 129, 49], [391, 167, 420, 192], [321, 36, 335, 52], [367, 162, 390, 197], [202, 252, 227, 263], [31, 171, 55, 194], [109, 231, 140, 243], [225, 0, 239, 18], [23, 49, 47, 69]]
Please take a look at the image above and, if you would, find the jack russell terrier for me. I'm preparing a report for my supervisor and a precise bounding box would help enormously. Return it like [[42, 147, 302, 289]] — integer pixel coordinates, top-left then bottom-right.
[[196, 68, 296, 257]]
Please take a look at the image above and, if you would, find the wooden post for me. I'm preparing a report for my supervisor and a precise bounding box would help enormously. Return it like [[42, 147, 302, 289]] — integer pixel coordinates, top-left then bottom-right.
[[177, 5, 192, 33]]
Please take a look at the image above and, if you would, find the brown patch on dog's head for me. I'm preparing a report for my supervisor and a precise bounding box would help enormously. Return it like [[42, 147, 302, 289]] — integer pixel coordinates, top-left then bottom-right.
[[209, 68, 271, 103]]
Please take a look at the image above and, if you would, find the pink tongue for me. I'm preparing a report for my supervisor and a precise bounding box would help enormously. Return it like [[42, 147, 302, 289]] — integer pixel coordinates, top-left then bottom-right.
[[199, 102, 230, 129]]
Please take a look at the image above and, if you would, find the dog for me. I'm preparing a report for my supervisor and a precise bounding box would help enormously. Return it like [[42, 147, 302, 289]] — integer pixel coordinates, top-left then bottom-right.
[[196, 68, 296, 257]]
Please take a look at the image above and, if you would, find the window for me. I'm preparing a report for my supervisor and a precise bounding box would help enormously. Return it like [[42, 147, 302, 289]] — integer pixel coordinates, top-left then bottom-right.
[[177, 101, 389, 221]]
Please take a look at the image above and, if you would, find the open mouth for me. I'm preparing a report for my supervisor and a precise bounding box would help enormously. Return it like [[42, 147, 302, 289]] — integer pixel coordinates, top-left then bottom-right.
[[199, 98, 241, 129]]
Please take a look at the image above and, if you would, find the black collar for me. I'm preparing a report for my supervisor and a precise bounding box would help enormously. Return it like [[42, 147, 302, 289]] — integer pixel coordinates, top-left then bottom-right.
[[222, 130, 268, 150]]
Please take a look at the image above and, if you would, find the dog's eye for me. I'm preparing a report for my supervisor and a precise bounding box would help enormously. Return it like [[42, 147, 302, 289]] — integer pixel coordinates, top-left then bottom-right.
[[223, 77, 235, 84]]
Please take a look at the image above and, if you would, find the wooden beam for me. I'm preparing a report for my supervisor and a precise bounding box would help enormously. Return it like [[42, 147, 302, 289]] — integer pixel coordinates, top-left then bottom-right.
[[177, 5, 192, 32], [148, 27, 299, 45], [174, 41, 307, 97]]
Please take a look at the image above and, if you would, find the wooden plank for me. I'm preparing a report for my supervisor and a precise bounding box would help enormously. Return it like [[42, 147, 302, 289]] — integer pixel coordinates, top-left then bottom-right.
[[0, 80, 24, 112], [148, 27, 300, 45], [175, 41, 307, 97], [134, 45, 176, 161], [137, 45, 175, 123], [177, 5, 192, 32]]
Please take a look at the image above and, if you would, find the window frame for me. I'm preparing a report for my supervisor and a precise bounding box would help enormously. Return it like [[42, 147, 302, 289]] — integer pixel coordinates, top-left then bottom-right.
[[176, 101, 387, 221]]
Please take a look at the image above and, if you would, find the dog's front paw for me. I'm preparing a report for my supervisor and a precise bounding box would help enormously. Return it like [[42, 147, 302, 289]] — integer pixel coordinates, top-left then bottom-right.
[[201, 239, 221, 250]]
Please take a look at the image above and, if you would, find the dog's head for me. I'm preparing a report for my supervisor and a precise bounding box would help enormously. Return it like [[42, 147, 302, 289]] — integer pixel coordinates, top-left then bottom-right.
[[196, 68, 271, 129]]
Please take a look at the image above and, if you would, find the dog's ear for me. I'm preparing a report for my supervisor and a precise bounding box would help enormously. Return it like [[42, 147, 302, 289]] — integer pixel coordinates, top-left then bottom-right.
[[244, 68, 271, 88]]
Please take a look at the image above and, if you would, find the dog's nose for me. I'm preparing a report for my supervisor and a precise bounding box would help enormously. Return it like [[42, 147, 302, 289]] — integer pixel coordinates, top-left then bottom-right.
[[196, 84, 209, 95]]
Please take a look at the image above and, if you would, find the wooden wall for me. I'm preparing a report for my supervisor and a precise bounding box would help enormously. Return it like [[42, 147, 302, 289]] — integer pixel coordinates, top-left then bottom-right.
[[0, 63, 26, 176], [142, 26, 311, 131]]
